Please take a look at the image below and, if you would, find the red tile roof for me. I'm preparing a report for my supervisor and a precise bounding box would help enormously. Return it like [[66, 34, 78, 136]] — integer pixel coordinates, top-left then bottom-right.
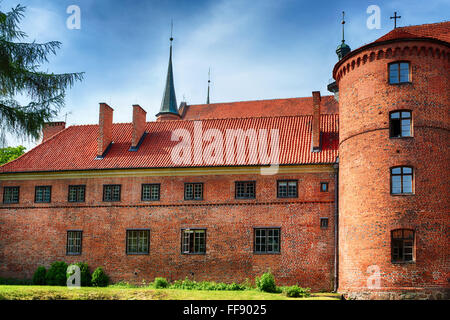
[[0, 114, 339, 173], [181, 96, 338, 120], [374, 21, 450, 43]]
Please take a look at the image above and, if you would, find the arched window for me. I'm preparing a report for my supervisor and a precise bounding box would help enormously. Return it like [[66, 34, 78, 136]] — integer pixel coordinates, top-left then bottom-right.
[[391, 166, 414, 195], [389, 61, 410, 84], [390, 110, 412, 138], [391, 229, 414, 263]]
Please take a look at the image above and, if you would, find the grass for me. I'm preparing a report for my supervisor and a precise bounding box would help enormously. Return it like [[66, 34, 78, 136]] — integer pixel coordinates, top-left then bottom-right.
[[0, 285, 342, 300]]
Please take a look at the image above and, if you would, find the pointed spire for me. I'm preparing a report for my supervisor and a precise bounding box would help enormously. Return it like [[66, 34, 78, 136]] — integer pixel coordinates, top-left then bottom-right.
[[157, 20, 179, 118], [206, 68, 211, 104], [336, 11, 351, 60]]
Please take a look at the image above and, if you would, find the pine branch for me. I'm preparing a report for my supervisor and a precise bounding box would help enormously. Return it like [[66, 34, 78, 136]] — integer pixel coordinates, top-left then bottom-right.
[[0, 4, 26, 41], [0, 39, 61, 67]]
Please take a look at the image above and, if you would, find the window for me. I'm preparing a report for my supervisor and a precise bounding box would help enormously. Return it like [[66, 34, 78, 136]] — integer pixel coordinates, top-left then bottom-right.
[[391, 167, 413, 195], [254, 228, 280, 254], [35, 186, 51, 203], [390, 111, 412, 138], [277, 180, 298, 198], [320, 182, 329, 192], [66, 231, 82, 255], [181, 229, 206, 254], [103, 185, 121, 202], [184, 183, 203, 200], [142, 184, 160, 201], [320, 218, 329, 229], [392, 229, 414, 263], [126, 230, 150, 254], [389, 62, 410, 84], [3, 186, 19, 204], [235, 181, 256, 199], [68, 185, 86, 202]]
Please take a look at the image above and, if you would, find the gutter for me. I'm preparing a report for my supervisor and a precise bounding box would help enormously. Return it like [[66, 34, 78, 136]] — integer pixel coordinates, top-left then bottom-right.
[[333, 157, 339, 292]]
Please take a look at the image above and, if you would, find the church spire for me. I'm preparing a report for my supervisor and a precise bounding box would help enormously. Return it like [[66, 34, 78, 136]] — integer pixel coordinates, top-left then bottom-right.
[[157, 21, 179, 118], [206, 68, 211, 104], [336, 11, 351, 60]]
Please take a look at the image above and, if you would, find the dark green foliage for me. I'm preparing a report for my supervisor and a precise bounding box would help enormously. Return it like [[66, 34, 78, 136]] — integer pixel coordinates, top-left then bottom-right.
[[169, 278, 246, 291], [91, 267, 109, 287], [0, 277, 32, 285], [283, 285, 311, 298], [255, 271, 277, 293], [0, 4, 83, 142], [66, 262, 91, 287], [0, 145, 25, 165], [32, 266, 46, 285], [45, 261, 68, 286], [154, 277, 169, 289]]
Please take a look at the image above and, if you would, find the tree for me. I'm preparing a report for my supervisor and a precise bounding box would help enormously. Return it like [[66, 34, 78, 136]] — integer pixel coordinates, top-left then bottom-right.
[[0, 4, 83, 142], [0, 145, 25, 165]]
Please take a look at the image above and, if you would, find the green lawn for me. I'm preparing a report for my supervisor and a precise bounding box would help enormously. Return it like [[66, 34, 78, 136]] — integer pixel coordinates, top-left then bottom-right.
[[0, 285, 341, 300]]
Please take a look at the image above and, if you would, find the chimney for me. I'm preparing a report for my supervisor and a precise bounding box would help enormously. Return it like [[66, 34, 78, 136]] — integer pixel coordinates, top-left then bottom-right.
[[130, 104, 147, 151], [96, 103, 114, 159], [42, 122, 66, 142], [312, 91, 321, 152]]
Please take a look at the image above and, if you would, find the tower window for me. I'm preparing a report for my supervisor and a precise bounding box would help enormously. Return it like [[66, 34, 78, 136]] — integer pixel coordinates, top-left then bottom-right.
[[391, 167, 414, 195], [389, 62, 410, 84], [184, 183, 203, 200], [320, 182, 329, 192], [66, 230, 82, 255], [320, 218, 329, 229], [142, 184, 160, 201], [103, 185, 121, 202], [68, 185, 86, 203], [391, 229, 414, 263], [235, 181, 256, 199], [277, 180, 298, 198], [3, 186, 19, 204], [35, 186, 51, 203], [390, 111, 412, 138]]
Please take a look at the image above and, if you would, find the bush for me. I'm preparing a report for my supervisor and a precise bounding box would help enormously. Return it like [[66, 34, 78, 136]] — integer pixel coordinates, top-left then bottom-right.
[[66, 262, 91, 287], [0, 278, 33, 285], [32, 266, 47, 285], [91, 267, 109, 287], [255, 271, 277, 293], [283, 285, 311, 298], [45, 261, 68, 286], [169, 278, 245, 291], [154, 277, 169, 289]]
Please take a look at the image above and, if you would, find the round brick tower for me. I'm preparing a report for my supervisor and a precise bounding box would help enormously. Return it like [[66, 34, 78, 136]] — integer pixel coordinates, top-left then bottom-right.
[[333, 24, 450, 299]]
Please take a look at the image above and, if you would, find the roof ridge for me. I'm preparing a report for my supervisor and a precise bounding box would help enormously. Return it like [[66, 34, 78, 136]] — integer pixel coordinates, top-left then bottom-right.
[[187, 95, 336, 107], [399, 20, 450, 29]]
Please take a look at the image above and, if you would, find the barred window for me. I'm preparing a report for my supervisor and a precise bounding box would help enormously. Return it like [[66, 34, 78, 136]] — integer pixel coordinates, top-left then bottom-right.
[[182, 229, 206, 254], [235, 181, 256, 199], [68, 185, 86, 202], [320, 218, 329, 229], [391, 167, 413, 195], [103, 185, 121, 202], [184, 183, 203, 200], [390, 111, 412, 138], [66, 231, 82, 255], [389, 62, 410, 84], [3, 186, 19, 204], [142, 184, 160, 201], [277, 180, 298, 198], [35, 186, 51, 203], [254, 228, 280, 254], [126, 230, 150, 254], [392, 229, 414, 263]]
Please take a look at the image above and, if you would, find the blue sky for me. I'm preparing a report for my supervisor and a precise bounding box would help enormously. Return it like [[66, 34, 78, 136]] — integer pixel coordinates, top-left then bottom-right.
[[1, 0, 449, 149]]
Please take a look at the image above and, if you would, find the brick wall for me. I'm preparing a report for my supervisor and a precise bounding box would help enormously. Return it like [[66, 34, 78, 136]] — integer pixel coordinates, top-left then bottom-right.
[[0, 168, 336, 290], [336, 40, 450, 298]]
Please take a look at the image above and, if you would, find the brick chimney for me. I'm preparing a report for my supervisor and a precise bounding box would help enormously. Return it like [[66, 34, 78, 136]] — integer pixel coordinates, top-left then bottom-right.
[[96, 103, 113, 159], [312, 91, 321, 152], [42, 122, 66, 142], [130, 104, 147, 151]]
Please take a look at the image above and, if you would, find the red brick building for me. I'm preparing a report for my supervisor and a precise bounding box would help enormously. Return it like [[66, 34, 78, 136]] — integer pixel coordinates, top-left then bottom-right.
[[0, 22, 448, 299]]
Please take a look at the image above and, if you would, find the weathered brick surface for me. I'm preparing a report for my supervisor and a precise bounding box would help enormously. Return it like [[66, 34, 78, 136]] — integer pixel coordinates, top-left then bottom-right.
[[336, 40, 450, 298], [0, 170, 336, 290]]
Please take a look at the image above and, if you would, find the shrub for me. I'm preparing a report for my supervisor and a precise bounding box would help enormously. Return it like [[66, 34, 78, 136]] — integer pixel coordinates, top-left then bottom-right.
[[255, 271, 277, 293], [154, 277, 169, 289], [283, 285, 311, 298], [109, 281, 138, 288], [66, 262, 91, 287], [0, 278, 33, 285], [32, 266, 47, 285], [45, 261, 68, 286], [91, 267, 109, 287]]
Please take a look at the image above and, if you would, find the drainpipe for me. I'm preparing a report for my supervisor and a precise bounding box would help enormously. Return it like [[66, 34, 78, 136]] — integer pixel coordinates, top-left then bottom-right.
[[333, 157, 339, 292]]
